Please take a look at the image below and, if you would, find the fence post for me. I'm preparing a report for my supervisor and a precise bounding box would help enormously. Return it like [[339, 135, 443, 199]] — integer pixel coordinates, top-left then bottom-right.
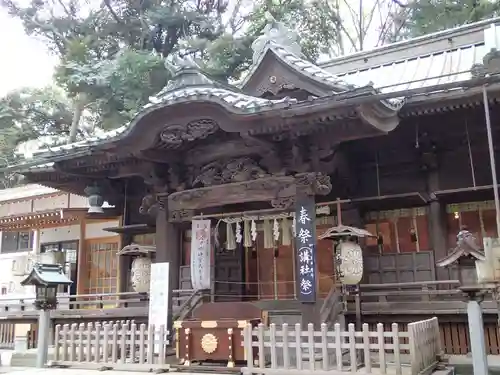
[[53, 325, 60, 362], [243, 324, 253, 372], [407, 322, 418, 375]]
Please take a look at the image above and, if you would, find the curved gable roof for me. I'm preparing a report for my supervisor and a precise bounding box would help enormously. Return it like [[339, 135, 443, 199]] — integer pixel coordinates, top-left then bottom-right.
[[238, 17, 403, 111]]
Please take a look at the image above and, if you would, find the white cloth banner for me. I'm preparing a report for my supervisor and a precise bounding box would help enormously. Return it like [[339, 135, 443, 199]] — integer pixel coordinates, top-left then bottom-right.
[[190, 220, 211, 290]]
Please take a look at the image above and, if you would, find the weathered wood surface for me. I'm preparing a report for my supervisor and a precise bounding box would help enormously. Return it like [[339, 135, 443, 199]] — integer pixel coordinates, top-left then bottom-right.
[[0, 289, 197, 322], [51, 321, 170, 371], [345, 280, 497, 315]]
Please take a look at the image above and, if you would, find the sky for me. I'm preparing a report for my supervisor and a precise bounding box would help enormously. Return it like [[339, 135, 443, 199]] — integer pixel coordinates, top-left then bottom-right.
[[0, 9, 57, 97]]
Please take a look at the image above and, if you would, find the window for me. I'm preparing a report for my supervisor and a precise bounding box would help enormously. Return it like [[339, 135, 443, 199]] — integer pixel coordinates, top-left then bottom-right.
[[40, 241, 78, 264], [1, 231, 33, 254], [40, 241, 78, 295], [84, 239, 119, 299]]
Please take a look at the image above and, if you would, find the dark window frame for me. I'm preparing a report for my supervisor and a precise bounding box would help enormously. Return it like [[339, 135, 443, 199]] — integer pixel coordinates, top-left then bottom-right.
[[40, 241, 79, 264], [0, 231, 34, 254]]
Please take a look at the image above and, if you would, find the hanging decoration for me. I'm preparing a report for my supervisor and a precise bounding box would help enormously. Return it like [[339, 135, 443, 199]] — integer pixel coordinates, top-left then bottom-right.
[[226, 222, 236, 250], [263, 219, 273, 249], [243, 220, 252, 248], [281, 218, 291, 246], [251, 220, 257, 242], [273, 219, 280, 242], [235, 221, 242, 244], [208, 206, 333, 253]]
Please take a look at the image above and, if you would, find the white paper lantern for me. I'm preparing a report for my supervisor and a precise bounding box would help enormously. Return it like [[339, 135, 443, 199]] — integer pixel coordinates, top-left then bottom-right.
[[130, 257, 152, 293], [338, 241, 364, 285]]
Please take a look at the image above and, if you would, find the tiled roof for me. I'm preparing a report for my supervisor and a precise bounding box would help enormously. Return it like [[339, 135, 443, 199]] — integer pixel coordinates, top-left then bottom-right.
[[16, 17, 500, 163], [239, 18, 403, 109], [329, 43, 486, 96], [30, 66, 297, 156], [320, 18, 500, 99]]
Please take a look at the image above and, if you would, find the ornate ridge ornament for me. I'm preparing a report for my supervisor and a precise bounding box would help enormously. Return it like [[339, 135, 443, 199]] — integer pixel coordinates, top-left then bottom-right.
[[251, 12, 303, 63], [160, 119, 219, 148], [201, 333, 218, 354]]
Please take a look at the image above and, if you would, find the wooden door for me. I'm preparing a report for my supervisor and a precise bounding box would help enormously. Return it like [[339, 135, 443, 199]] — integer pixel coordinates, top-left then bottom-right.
[[82, 236, 120, 302], [214, 246, 244, 302]]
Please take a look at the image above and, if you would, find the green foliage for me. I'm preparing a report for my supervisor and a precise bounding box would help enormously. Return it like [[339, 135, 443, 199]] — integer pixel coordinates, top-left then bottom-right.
[[392, 0, 500, 39]]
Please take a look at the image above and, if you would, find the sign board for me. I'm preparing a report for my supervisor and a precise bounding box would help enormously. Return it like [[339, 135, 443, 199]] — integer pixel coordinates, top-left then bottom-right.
[[294, 197, 317, 303], [149, 262, 169, 351], [190, 220, 211, 290]]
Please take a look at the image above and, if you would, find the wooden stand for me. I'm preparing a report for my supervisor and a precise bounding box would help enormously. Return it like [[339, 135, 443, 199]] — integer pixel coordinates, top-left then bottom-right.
[[174, 302, 263, 367]]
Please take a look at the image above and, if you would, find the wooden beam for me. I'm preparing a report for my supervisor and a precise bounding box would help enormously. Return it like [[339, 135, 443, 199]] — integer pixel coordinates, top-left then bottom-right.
[[163, 173, 332, 221]]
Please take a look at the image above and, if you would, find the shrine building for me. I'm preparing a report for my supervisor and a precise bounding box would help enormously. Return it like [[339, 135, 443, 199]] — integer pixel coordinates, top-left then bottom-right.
[[3, 16, 500, 355]]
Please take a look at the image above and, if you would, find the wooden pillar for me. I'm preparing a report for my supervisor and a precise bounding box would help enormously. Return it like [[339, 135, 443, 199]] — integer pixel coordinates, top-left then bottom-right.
[[76, 219, 87, 295], [428, 170, 447, 280], [155, 202, 180, 329]]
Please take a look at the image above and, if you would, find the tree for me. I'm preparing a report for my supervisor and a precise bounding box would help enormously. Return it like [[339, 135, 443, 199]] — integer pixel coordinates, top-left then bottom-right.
[[0, 0, 347, 145], [388, 0, 500, 40], [0, 86, 77, 188]]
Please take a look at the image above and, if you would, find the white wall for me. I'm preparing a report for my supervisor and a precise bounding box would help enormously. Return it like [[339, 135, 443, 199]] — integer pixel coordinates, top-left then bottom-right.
[[0, 220, 120, 300]]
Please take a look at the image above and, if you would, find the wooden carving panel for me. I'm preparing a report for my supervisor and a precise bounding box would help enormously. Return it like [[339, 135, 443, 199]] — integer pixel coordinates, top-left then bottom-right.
[[165, 173, 332, 221]]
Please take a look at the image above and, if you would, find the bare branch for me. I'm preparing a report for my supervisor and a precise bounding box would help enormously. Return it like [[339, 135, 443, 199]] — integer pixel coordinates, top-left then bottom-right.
[[102, 0, 123, 24]]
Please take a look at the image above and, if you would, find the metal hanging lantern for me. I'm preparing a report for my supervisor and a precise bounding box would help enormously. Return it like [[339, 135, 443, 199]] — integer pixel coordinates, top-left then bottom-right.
[[85, 184, 104, 214]]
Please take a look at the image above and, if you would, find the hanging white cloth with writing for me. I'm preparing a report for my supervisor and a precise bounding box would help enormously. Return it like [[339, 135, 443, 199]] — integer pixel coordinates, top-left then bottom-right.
[[190, 220, 211, 290]]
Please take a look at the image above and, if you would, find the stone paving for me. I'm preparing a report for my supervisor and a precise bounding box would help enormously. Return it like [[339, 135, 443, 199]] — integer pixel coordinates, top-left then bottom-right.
[[0, 369, 220, 375]]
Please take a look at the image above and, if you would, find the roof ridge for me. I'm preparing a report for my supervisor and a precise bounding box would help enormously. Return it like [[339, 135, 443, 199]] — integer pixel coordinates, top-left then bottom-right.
[[320, 17, 499, 69]]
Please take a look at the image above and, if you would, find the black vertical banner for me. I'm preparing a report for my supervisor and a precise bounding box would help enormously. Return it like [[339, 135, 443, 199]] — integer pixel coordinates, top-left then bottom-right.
[[294, 197, 317, 303]]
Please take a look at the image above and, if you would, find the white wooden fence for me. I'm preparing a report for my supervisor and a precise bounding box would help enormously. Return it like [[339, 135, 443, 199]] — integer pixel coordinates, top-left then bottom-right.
[[408, 317, 441, 374], [242, 317, 442, 375], [52, 317, 441, 374], [52, 322, 170, 370], [0, 322, 14, 349]]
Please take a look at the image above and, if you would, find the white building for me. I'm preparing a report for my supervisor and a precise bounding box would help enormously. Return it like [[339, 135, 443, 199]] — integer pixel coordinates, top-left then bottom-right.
[[0, 184, 120, 302]]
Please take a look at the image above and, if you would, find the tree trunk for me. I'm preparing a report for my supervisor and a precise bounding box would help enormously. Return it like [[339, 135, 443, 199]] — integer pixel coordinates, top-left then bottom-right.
[[68, 94, 85, 143]]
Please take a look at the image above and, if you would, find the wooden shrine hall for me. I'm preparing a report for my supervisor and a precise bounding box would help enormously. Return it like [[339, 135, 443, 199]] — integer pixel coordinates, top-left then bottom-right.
[[5, 16, 500, 356]]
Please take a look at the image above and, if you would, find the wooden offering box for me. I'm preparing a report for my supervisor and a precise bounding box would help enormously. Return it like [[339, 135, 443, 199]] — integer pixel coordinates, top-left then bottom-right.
[[174, 302, 263, 367]]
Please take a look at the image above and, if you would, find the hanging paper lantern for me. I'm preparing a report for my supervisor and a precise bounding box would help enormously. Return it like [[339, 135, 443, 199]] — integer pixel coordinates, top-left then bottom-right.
[[130, 257, 152, 293], [337, 241, 364, 285]]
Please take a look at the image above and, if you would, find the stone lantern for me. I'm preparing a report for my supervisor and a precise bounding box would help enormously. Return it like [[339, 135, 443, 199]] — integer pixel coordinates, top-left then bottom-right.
[[21, 263, 72, 368]]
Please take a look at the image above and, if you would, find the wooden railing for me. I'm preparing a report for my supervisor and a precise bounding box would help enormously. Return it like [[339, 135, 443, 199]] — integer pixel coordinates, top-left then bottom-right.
[[0, 289, 196, 320], [242, 318, 442, 375], [345, 280, 500, 315]]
